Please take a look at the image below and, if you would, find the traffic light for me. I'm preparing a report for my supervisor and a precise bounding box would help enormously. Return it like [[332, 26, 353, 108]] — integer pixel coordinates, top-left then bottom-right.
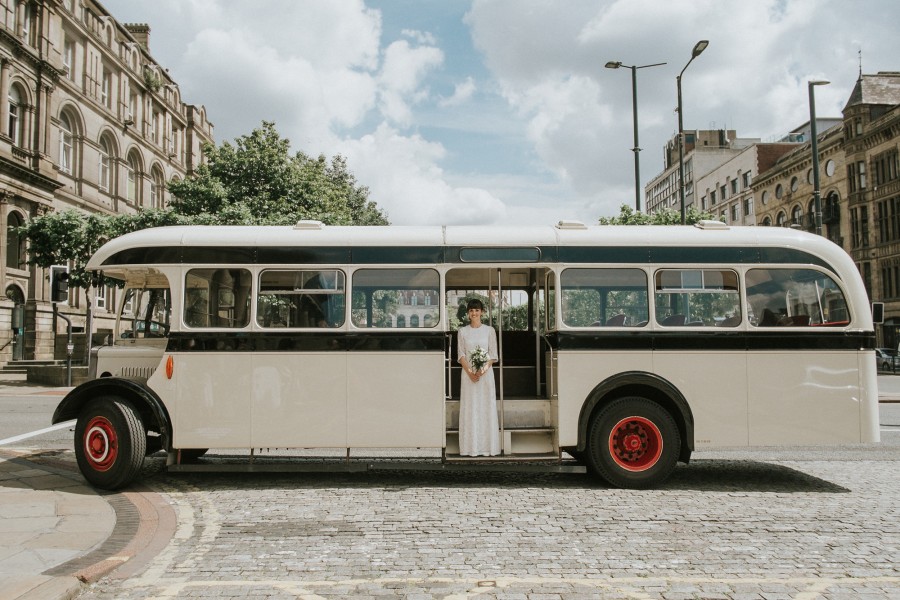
[[50, 265, 69, 304]]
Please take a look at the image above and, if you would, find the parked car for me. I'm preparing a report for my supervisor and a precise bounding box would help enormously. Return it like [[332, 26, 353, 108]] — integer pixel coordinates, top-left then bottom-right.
[[876, 348, 899, 370]]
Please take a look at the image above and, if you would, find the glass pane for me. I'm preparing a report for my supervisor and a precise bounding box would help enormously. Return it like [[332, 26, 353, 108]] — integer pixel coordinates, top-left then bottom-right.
[[746, 268, 849, 327], [257, 269, 345, 328], [654, 269, 740, 326], [351, 269, 439, 328], [561, 268, 649, 327], [118, 288, 171, 339], [184, 268, 251, 328]]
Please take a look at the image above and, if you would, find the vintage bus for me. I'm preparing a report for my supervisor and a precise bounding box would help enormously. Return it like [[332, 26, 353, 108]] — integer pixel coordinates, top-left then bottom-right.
[[52, 220, 880, 490]]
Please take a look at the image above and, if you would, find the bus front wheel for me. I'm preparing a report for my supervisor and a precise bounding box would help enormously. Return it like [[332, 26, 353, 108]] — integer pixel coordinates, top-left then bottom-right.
[[74, 396, 146, 490], [586, 397, 680, 489]]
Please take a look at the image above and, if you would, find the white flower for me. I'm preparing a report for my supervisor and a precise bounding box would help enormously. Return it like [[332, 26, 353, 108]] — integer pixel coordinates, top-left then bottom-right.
[[469, 346, 489, 372]]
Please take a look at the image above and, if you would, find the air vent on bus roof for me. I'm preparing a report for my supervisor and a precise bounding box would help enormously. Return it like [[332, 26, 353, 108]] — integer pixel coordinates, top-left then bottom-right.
[[556, 220, 587, 230], [294, 220, 325, 230], [694, 220, 729, 230]]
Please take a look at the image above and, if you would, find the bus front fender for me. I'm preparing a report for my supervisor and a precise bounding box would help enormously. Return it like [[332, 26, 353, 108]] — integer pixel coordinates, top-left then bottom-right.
[[52, 377, 171, 446], [576, 371, 694, 463]]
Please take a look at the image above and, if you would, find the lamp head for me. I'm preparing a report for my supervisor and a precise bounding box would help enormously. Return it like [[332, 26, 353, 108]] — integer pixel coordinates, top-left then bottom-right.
[[692, 40, 709, 58], [605, 61, 622, 69], [809, 79, 830, 87]]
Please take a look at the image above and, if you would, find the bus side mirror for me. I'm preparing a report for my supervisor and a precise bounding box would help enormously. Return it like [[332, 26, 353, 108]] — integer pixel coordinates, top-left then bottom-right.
[[50, 265, 70, 304], [872, 302, 884, 324]]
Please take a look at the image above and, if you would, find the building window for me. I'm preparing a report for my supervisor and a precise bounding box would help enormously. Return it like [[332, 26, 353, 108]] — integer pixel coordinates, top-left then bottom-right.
[[790, 176, 799, 193], [95, 284, 107, 310], [744, 197, 753, 217], [732, 204, 739, 223], [150, 167, 164, 207], [775, 184, 783, 199], [59, 113, 74, 174], [63, 39, 75, 80], [761, 190, 769, 205], [720, 184, 727, 200], [776, 211, 786, 227], [742, 171, 751, 189], [98, 138, 111, 192], [731, 179, 738, 195], [858, 161, 867, 190], [6, 212, 25, 270], [126, 154, 138, 203], [791, 205, 802, 226], [7, 86, 22, 146], [101, 69, 111, 108], [710, 190, 716, 205], [826, 159, 835, 177]]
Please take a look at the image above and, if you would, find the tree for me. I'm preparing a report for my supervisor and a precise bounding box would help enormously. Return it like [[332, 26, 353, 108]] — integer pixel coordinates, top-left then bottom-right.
[[599, 204, 717, 225], [167, 121, 388, 226]]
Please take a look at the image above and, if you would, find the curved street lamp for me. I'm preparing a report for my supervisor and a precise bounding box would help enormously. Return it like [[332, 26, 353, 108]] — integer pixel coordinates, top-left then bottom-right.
[[605, 60, 666, 212], [677, 40, 709, 225]]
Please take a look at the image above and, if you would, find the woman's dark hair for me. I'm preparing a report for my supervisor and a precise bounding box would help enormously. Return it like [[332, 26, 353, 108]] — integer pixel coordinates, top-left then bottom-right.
[[466, 298, 484, 311]]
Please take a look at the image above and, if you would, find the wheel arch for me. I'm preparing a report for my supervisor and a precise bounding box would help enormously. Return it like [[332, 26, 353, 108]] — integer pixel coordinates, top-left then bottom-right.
[[576, 371, 694, 463], [52, 378, 171, 447]]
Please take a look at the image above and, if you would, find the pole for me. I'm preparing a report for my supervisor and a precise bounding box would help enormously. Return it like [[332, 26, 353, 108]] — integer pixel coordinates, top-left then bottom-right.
[[808, 81, 829, 237], [677, 73, 686, 225], [53, 303, 73, 387], [630, 65, 641, 212]]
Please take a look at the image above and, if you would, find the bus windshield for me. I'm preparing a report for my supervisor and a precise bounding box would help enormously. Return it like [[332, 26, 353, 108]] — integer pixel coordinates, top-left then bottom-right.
[[117, 287, 171, 340]]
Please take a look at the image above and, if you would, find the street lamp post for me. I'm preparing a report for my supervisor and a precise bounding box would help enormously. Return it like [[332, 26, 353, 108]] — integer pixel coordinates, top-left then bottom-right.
[[605, 60, 666, 212], [808, 79, 830, 237], [676, 40, 709, 225]]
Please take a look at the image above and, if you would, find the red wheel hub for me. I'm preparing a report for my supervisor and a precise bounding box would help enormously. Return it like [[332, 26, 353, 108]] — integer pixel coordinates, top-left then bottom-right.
[[83, 416, 118, 472], [608, 416, 662, 472]]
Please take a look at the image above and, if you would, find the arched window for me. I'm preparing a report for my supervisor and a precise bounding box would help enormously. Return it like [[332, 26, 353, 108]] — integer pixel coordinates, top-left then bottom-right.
[[762, 216, 772, 227], [5, 284, 24, 305], [396, 314, 406, 328], [98, 137, 112, 192], [126, 152, 140, 204], [7, 85, 22, 146], [791, 205, 802, 226], [150, 166, 165, 207], [776, 211, 787, 227], [59, 113, 74, 174], [6, 212, 25, 270]]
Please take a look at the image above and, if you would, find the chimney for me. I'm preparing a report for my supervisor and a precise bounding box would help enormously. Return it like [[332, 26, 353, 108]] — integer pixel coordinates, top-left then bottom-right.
[[124, 23, 150, 51]]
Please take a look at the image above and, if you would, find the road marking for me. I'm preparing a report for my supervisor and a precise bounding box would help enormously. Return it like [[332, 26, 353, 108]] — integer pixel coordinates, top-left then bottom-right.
[[0, 419, 75, 446]]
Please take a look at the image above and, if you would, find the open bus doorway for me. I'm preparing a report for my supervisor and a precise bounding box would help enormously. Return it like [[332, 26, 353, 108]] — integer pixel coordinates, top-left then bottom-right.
[[444, 267, 557, 459]]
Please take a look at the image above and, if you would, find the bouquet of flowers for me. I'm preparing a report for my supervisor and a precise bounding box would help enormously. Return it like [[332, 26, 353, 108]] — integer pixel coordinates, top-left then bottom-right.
[[469, 346, 490, 373]]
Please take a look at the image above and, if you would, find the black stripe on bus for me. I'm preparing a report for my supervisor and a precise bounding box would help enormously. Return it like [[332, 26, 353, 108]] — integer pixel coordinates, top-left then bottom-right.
[[101, 245, 833, 270], [164, 330, 874, 354], [166, 331, 446, 352], [546, 330, 875, 351]]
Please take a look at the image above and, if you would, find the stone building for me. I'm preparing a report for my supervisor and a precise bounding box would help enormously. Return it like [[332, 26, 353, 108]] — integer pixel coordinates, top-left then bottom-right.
[[695, 142, 800, 226], [0, 0, 213, 363]]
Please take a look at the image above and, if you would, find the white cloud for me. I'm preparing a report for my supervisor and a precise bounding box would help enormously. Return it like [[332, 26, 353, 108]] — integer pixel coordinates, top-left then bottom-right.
[[338, 124, 507, 225], [439, 77, 476, 107], [377, 39, 444, 126]]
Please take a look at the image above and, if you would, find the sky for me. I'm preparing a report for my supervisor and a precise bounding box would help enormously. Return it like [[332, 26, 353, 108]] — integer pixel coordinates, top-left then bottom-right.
[[98, 0, 900, 227]]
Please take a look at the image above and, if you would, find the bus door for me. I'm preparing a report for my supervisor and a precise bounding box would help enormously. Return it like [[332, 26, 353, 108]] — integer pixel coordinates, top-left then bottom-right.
[[444, 267, 555, 458]]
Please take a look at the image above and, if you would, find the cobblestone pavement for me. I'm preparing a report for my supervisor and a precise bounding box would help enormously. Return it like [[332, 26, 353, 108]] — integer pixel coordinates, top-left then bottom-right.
[[72, 444, 900, 600]]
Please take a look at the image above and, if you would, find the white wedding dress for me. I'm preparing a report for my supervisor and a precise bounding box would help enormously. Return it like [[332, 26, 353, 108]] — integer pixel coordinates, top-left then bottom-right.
[[457, 324, 500, 456]]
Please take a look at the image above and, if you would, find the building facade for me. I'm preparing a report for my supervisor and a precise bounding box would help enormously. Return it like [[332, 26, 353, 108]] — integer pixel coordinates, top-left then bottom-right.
[[644, 129, 757, 216], [0, 0, 213, 362]]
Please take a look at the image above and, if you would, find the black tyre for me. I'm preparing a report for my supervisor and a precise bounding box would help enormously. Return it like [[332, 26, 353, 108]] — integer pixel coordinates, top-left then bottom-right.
[[74, 396, 146, 490], [586, 396, 680, 489]]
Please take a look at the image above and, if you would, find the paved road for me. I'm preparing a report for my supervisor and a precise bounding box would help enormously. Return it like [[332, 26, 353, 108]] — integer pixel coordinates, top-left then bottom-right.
[[4, 379, 900, 599]]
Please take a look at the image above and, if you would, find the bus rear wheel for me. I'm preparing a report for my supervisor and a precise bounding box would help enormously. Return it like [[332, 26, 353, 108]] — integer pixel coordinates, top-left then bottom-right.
[[74, 396, 146, 490], [586, 396, 680, 489]]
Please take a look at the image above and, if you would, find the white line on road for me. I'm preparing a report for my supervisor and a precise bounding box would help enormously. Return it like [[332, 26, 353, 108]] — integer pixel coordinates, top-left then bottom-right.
[[0, 420, 75, 446]]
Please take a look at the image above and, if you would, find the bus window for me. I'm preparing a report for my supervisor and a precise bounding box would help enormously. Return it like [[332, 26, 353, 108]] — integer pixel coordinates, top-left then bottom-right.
[[118, 288, 171, 339], [351, 268, 439, 328], [184, 268, 251, 328], [257, 269, 345, 328], [546, 272, 557, 331], [561, 268, 649, 327], [746, 268, 849, 327], [654, 269, 740, 326]]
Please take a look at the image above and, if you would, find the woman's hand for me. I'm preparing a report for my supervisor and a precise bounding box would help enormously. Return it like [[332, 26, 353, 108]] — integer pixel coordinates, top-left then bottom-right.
[[467, 369, 480, 383]]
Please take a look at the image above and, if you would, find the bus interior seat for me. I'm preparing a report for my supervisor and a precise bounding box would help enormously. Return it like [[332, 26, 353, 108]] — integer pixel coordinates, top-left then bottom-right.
[[759, 308, 779, 326], [605, 314, 627, 326], [660, 314, 686, 326], [718, 314, 742, 327]]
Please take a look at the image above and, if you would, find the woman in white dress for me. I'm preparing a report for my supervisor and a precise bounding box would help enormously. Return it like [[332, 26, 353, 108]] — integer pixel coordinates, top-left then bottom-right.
[[456, 299, 500, 456]]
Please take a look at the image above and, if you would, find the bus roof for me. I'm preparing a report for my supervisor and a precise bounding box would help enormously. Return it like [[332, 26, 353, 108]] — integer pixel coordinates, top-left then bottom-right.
[[87, 221, 853, 272]]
